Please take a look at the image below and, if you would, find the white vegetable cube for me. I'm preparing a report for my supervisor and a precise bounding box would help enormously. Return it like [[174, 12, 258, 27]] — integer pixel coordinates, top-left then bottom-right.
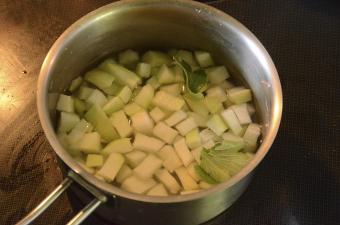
[[58, 112, 80, 133], [157, 64, 175, 84], [199, 128, 221, 143], [110, 110, 133, 138], [173, 138, 194, 167], [97, 153, 125, 182], [149, 107, 166, 123], [203, 139, 215, 149], [67, 119, 93, 145], [117, 86, 132, 104], [185, 129, 201, 149], [57, 94, 74, 113], [194, 51, 214, 67], [205, 66, 230, 84], [164, 110, 187, 127], [134, 84, 154, 109], [86, 89, 108, 107], [221, 109, 243, 136], [71, 132, 101, 153], [243, 123, 261, 152], [102, 96, 125, 116], [102, 138, 133, 155], [147, 183, 168, 196], [206, 114, 228, 136], [231, 103, 252, 124], [133, 133, 165, 153], [124, 103, 143, 116], [57, 133, 69, 150], [175, 117, 198, 136], [199, 181, 212, 189], [84, 70, 114, 90], [118, 49, 139, 66], [142, 50, 172, 67], [101, 63, 141, 89], [175, 167, 199, 191], [86, 154, 104, 168], [136, 62, 151, 78], [160, 83, 182, 96], [146, 76, 161, 89], [77, 86, 94, 100], [153, 90, 185, 111], [133, 154, 163, 179], [175, 50, 198, 67], [69, 77, 83, 93], [222, 132, 245, 144], [247, 103, 256, 115], [125, 151, 147, 168], [227, 87, 252, 104], [206, 86, 227, 102], [76, 158, 95, 174], [155, 169, 181, 194], [183, 94, 209, 117], [152, 122, 178, 144], [220, 80, 234, 90], [173, 65, 185, 82], [131, 111, 154, 135], [157, 145, 183, 172], [187, 112, 207, 128], [187, 163, 201, 182], [116, 164, 133, 184], [204, 96, 223, 113], [121, 175, 156, 194], [191, 147, 203, 163]]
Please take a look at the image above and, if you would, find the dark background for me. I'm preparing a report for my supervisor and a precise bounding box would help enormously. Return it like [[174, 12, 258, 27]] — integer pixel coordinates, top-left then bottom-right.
[[0, 0, 339, 225]]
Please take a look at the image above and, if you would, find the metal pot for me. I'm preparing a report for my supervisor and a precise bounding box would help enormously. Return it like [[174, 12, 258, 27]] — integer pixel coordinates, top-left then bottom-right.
[[19, 0, 282, 225]]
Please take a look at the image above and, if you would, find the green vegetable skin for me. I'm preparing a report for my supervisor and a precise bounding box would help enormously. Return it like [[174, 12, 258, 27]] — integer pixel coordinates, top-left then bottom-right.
[[56, 49, 261, 196]]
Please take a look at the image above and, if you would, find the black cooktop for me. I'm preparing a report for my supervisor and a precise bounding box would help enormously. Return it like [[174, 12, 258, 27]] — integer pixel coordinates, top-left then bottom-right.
[[0, 1, 338, 225]]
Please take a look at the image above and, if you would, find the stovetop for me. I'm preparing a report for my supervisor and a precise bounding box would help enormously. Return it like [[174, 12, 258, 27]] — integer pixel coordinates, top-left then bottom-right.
[[0, 0, 339, 225]]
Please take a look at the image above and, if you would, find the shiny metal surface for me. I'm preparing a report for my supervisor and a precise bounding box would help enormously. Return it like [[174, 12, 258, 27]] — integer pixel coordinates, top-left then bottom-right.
[[37, 0, 282, 224]]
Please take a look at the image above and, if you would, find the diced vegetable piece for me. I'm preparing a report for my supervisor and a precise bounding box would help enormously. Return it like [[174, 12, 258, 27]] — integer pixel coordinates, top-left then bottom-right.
[[157, 65, 175, 84], [102, 138, 133, 155], [172, 65, 185, 82], [155, 169, 181, 194], [124, 103, 143, 116], [153, 90, 185, 111], [147, 183, 168, 196], [164, 110, 187, 127], [157, 145, 183, 172], [173, 138, 194, 167], [117, 86, 132, 104], [187, 163, 201, 182], [101, 82, 122, 95], [243, 123, 261, 152], [175, 167, 199, 190], [206, 86, 227, 102], [125, 151, 147, 168], [152, 122, 178, 144], [180, 190, 201, 195], [200, 128, 221, 143], [133, 133, 165, 153], [67, 119, 93, 145], [86, 89, 108, 107], [206, 114, 228, 136], [142, 51, 171, 67], [160, 83, 182, 96], [175, 117, 198, 136], [134, 84, 154, 109], [227, 87, 252, 104], [192, 147, 203, 164], [77, 86, 94, 100], [231, 103, 252, 124], [131, 111, 154, 135], [121, 175, 156, 194], [175, 50, 198, 68], [102, 97, 124, 116], [86, 154, 104, 168], [199, 181, 213, 189], [185, 129, 201, 149], [247, 103, 256, 115], [110, 110, 133, 138], [184, 94, 209, 117], [75, 157, 95, 174], [205, 66, 230, 84], [220, 80, 234, 90], [222, 132, 245, 144], [146, 75, 161, 89], [118, 49, 139, 66], [98, 58, 117, 71], [194, 51, 214, 67], [58, 112, 80, 133], [84, 104, 118, 141], [204, 96, 223, 113], [116, 164, 133, 184], [133, 154, 163, 179], [221, 109, 243, 136], [96, 152, 125, 182], [57, 94, 74, 113], [69, 77, 83, 93], [74, 98, 86, 116], [100, 62, 141, 89], [187, 112, 207, 128], [84, 70, 115, 90], [149, 107, 166, 123], [71, 132, 101, 153], [136, 62, 151, 78], [200, 151, 231, 182], [203, 139, 215, 149], [57, 133, 69, 150]]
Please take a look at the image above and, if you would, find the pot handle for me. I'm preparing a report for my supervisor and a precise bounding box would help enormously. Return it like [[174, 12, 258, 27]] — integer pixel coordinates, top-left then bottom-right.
[[16, 171, 107, 225]]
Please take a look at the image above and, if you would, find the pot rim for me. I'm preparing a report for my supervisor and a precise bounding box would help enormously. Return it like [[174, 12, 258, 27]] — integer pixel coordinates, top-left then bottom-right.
[[37, 0, 282, 203]]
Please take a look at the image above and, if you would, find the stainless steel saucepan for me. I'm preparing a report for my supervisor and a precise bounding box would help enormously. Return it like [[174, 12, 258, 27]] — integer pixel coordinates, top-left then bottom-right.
[[18, 0, 282, 224]]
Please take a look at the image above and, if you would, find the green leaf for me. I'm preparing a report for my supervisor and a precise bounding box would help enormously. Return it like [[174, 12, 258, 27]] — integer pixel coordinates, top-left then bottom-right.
[[213, 141, 245, 152], [195, 165, 218, 184]]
